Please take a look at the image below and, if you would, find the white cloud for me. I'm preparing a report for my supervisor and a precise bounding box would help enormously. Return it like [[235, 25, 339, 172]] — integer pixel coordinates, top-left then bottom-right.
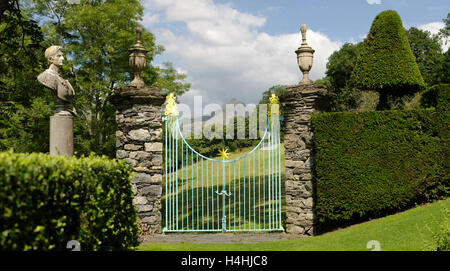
[[367, 0, 381, 5], [417, 22, 449, 52], [417, 22, 444, 35], [141, 0, 341, 110]]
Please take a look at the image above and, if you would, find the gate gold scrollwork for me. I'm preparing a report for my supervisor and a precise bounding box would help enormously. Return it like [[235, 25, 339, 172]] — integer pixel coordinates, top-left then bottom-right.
[[268, 94, 279, 126], [164, 93, 179, 116]]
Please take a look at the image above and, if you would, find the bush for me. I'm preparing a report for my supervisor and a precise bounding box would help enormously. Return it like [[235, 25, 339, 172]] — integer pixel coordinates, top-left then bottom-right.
[[435, 206, 450, 251], [421, 83, 450, 110], [0, 151, 138, 251], [312, 109, 449, 232], [349, 10, 424, 97]]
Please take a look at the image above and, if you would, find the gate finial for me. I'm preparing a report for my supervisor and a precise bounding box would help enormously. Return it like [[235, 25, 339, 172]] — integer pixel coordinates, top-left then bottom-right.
[[164, 93, 179, 116], [268, 93, 279, 117]]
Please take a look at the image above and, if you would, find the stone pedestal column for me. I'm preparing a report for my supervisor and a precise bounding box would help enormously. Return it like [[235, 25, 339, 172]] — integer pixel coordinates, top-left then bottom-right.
[[110, 86, 165, 237], [49, 113, 73, 156], [280, 83, 334, 235]]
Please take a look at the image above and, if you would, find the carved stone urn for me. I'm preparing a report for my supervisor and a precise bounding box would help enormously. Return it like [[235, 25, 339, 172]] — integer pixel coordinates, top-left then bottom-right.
[[129, 26, 148, 87], [295, 24, 315, 84]]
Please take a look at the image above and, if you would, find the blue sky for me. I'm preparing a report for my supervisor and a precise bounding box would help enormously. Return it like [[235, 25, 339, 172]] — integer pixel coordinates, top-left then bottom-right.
[[141, 0, 449, 110], [214, 0, 449, 41]]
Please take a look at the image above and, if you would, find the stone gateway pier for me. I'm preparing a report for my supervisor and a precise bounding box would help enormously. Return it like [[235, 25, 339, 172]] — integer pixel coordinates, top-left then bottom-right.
[[280, 84, 333, 235], [110, 86, 165, 237]]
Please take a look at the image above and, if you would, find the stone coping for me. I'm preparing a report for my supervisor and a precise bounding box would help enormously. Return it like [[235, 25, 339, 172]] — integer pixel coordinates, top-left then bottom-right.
[[109, 85, 165, 106]]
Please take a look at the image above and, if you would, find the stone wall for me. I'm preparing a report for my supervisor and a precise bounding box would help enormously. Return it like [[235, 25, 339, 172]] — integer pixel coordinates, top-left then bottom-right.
[[280, 83, 333, 235], [110, 86, 165, 238]]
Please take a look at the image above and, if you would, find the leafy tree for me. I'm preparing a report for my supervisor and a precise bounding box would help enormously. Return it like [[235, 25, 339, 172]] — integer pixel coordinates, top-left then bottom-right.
[[406, 27, 444, 86], [145, 62, 191, 96], [25, 0, 190, 157], [326, 42, 363, 92], [439, 12, 450, 83], [0, 0, 52, 152], [439, 12, 449, 42], [349, 10, 425, 109], [0, 0, 46, 103], [442, 50, 450, 83], [322, 42, 363, 111], [258, 85, 286, 104]]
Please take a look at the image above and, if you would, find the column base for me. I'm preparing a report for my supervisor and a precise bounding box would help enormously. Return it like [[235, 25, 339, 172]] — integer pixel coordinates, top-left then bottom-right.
[[50, 113, 74, 156]]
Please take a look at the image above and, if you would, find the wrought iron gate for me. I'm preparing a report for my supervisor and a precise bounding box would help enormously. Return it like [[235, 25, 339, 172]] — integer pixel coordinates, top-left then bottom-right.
[[162, 94, 283, 232]]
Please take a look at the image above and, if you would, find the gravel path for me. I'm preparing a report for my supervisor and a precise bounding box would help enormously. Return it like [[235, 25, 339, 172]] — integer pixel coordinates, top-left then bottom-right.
[[141, 233, 307, 244]]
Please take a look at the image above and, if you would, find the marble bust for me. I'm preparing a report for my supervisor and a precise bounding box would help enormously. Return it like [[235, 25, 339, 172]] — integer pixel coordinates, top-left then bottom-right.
[[37, 45, 75, 115]]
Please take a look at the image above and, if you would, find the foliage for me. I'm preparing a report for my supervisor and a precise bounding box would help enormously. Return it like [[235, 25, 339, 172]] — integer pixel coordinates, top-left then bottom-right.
[[349, 10, 425, 109], [0, 0, 46, 103], [311, 108, 449, 232], [434, 206, 450, 251], [326, 42, 363, 92], [0, 98, 52, 152], [323, 22, 446, 111], [438, 12, 449, 43], [258, 85, 286, 104], [406, 27, 444, 87], [146, 62, 191, 96], [442, 49, 450, 83], [322, 42, 362, 111], [0, 1, 54, 154], [5, 0, 190, 157], [0, 151, 138, 251], [421, 83, 450, 110]]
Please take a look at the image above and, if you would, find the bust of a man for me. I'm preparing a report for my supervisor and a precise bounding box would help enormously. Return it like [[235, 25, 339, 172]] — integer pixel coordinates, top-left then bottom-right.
[[37, 45, 75, 115]]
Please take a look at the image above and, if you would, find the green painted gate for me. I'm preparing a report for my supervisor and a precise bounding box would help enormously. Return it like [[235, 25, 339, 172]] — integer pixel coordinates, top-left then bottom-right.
[[162, 93, 283, 232]]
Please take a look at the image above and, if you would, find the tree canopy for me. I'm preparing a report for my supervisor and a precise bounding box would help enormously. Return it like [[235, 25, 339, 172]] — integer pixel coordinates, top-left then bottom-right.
[[0, 0, 191, 157], [406, 27, 444, 86]]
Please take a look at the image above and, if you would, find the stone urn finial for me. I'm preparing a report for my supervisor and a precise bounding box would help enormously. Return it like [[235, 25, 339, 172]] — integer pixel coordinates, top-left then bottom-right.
[[295, 24, 315, 84], [129, 26, 148, 88]]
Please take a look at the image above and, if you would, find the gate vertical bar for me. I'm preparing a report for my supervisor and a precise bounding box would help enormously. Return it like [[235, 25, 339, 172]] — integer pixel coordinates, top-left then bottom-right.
[[202, 158, 204, 230], [191, 148, 194, 229], [234, 161, 236, 230], [278, 115, 282, 229], [175, 116, 179, 230], [222, 158, 225, 231], [164, 116, 168, 231], [196, 155, 199, 229], [216, 162, 219, 229], [248, 155, 250, 229], [258, 147, 261, 230], [268, 118, 272, 229], [181, 129, 184, 230]]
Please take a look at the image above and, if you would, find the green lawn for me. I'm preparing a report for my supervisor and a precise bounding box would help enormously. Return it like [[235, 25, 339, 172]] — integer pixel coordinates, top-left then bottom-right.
[[139, 198, 449, 251]]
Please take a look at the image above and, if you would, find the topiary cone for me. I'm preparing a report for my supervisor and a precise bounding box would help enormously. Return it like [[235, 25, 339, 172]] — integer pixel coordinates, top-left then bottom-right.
[[349, 10, 425, 94]]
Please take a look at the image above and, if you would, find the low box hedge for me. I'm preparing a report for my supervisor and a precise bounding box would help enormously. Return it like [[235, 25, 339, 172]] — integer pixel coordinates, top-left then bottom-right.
[[0, 151, 138, 251], [311, 108, 449, 232]]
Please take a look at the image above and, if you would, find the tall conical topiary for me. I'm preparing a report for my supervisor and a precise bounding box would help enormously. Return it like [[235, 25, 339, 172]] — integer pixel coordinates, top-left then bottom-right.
[[350, 10, 425, 96]]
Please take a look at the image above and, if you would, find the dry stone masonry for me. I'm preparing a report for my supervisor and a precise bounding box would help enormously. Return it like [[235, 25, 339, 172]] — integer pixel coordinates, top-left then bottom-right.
[[111, 86, 165, 238], [280, 83, 333, 235]]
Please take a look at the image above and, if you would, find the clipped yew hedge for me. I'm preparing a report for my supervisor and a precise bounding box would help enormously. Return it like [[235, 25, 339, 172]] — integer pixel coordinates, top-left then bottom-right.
[[350, 10, 424, 93], [0, 152, 138, 251], [312, 108, 449, 232]]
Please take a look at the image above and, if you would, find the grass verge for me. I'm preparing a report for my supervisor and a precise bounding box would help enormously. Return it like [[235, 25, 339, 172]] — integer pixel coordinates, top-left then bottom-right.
[[138, 198, 449, 251]]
